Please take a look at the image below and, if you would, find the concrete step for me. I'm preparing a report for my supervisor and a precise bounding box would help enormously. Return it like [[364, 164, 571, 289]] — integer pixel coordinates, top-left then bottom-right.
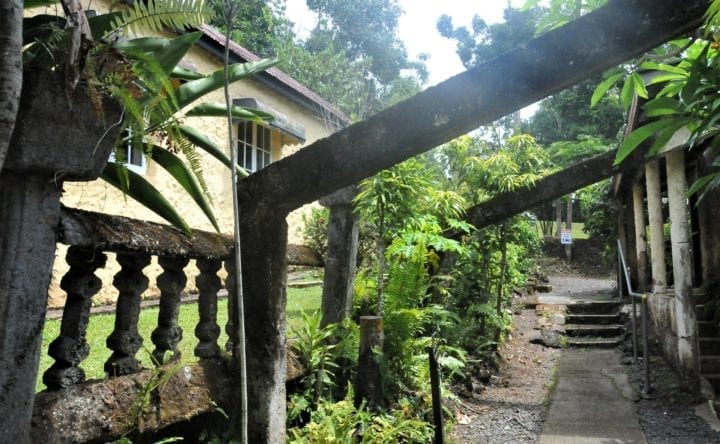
[[701, 373, 720, 393], [565, 324, 625, 337], [699, 321, 719, 338], [700, 355, 720, 374], [566, 313, 622, 325], [566, 335, 624, 348], [697, 304, 716, 322], [700, 338, 720, 355], [566, 300, 622, 315]]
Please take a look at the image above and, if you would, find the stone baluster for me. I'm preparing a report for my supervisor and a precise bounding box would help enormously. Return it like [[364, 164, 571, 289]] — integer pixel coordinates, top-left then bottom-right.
[[151, 256, 189, 364], [195, 258, 222, 358], [105, 253, 151, 376], [224, 257, 237, 353], [44, 248, 107, 389]]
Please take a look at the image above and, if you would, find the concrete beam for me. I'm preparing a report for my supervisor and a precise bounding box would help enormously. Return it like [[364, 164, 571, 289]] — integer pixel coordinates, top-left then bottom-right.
[[236, 0, 706, 212]]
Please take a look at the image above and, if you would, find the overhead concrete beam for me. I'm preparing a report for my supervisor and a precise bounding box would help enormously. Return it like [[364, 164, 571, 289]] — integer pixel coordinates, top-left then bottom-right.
[[237, 0, 706, 211]]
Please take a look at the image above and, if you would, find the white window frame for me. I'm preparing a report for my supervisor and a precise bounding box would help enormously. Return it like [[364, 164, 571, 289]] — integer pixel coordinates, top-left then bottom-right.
[[238, 121, 272, 173], [109, 128, 147, 175]]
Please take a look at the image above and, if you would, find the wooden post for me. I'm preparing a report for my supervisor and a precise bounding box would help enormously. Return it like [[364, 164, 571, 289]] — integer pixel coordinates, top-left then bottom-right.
[[354, 316, 384, 410], [645, 160, 667, 291], [632, 181, 648, 292], [666, 149, 700, 392]]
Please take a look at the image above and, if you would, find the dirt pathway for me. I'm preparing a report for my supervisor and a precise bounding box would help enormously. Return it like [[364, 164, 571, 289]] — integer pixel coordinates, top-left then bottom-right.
[[451, 269, 720, 443], [450, 301, 561, 442]]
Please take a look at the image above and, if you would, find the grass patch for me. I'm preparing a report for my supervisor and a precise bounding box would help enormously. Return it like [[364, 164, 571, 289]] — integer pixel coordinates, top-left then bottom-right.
[[537, 221, 589, 240], [38, 285, 321, 392]]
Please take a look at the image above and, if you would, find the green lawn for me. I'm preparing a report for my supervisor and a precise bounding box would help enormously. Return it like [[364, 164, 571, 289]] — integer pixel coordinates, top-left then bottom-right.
[[537, 221, 589, 240], [37, 285, 322, 391]]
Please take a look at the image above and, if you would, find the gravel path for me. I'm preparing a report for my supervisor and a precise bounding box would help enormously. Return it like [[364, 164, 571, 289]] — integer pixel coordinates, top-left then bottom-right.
[[451, 271, 720, 443]]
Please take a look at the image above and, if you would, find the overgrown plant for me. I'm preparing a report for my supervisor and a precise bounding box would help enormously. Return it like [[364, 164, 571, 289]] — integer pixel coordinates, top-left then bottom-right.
[[288, 311, 359, 423], [24, 0, 276, 234]]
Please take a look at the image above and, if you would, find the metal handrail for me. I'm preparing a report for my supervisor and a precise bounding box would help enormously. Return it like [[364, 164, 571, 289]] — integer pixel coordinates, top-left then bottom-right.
[[617, 239, 650, 395]]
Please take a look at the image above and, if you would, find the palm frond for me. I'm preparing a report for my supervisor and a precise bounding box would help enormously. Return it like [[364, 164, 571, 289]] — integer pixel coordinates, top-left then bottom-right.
[[112, 0, 213, 35]]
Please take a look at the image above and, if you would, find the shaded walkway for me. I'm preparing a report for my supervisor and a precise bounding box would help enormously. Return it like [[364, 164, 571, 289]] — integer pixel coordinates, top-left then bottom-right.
[[536, 275, 645, 442], [540, 349, 645, 443]]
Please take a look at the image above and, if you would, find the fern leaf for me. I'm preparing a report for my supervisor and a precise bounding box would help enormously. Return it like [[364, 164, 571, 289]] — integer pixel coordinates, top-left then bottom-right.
[[113, 0, 212, 36]]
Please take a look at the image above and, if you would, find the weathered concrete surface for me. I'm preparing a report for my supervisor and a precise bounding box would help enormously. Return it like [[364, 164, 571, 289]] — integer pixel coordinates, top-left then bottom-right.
[[540, 349, 646, 443], [31, 355, 305, 443], [236, 0, 707, 212], [319, 185, 359, 327], [0, 69, 121, 442], [666, 149, 700, 390], [60, 207, 323, 266]]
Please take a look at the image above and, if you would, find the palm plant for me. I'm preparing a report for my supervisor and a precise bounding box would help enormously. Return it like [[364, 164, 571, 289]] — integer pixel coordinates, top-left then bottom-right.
[[23, 0, 276, 234]]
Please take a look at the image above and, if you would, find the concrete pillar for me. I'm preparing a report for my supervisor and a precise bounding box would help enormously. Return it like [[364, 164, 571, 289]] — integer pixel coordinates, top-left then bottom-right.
[[555, 198, 563, 237], [0, 70, 119, 441], [235, 203, 289, 443], [632, 181, 648, 292], [618, 192, 638, 289], [0, 174, 61, 441], [645, 160, 667, 291], [319, 186, 359, 327], [666, 149, 700, 390]]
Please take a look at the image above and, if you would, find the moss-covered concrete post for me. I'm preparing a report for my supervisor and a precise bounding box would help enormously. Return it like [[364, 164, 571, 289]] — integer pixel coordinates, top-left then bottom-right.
[[632, 181, 649, 292], [319, 185, 359, 327], [232, 201, 289, 443], [0, 70, 119, 441], [645, 160, 667, 291], [666, 149, 700, 391]]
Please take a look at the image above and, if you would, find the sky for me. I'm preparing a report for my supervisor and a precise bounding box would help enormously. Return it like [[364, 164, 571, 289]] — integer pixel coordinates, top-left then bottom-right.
[[285, 0, 525, 86]]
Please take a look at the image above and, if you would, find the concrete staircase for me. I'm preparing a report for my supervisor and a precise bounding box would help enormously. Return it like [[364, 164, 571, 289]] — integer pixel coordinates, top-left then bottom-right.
[[564, 300, 625, 348], [697, 304, 720, 395]]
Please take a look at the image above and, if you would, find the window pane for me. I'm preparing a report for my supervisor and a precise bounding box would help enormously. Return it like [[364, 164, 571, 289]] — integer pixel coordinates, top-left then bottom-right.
[[263, 150, 270, 168], [244, 145, 253, 170], [262, 127, 271, 149]]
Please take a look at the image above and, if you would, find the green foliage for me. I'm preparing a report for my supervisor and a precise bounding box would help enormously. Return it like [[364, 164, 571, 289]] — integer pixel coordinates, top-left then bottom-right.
[[207, 0, 290, 58], [522, 0, 607, 35], [287, 389, 433, 443], [577, 180, 617, 259], [111, 0, 212, 35], [300, 207, 330, 261], [521, 76, 624, 146], [288, 312, 359, 423], [23, 1, 276, 233], [437, 5, 539, 69]]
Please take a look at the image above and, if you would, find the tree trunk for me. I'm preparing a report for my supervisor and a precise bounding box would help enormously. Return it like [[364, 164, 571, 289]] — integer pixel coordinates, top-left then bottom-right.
[[0, 0, 23, 174]]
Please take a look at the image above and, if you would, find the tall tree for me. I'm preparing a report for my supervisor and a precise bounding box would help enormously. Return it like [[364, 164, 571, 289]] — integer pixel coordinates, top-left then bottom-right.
[[305, 0, 409, 83], [437, 6, 540, 69], [208, 0, 292, 57], [521, 76, 625, 145]]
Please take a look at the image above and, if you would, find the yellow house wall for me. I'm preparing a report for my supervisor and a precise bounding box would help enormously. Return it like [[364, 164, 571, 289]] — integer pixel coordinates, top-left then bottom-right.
[[44, 4, 340, 306]]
